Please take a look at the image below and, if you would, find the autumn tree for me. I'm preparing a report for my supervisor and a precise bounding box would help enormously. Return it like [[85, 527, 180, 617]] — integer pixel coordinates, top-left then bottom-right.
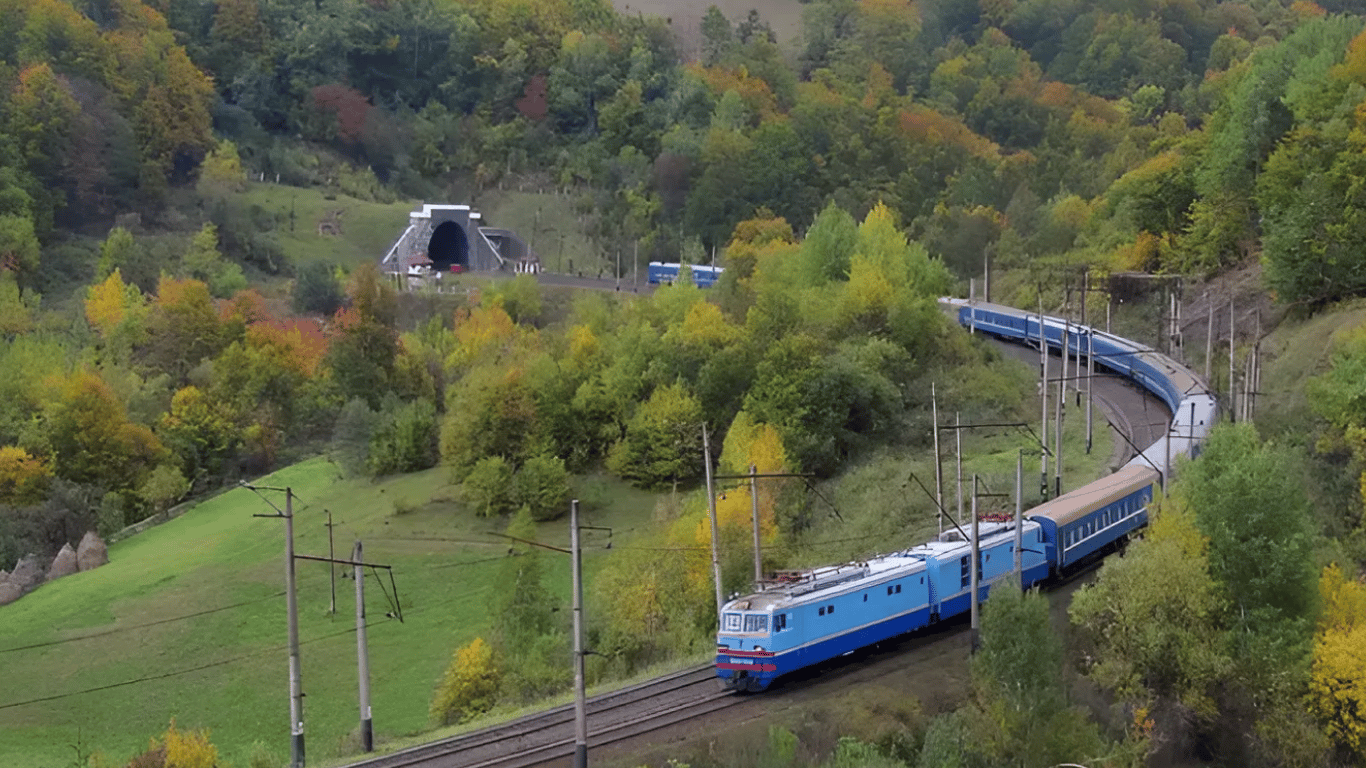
[[42, 370, 166, 495], [0, 446, 53, 505], [142, 276, 228, 384], [1309, 563, 1366, 759], [430, 637, 500, 725], [158, 386, 238, 483]]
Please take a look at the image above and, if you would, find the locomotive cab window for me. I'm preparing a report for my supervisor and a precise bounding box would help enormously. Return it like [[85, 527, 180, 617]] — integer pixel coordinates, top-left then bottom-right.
[[723, 613, 741, 632], [744, 614, 767, 633], [774, 613, 787, 632]]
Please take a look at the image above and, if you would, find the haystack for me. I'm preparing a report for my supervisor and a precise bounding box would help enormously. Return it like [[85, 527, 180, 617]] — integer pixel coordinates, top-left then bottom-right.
[[77, 531, 109, 571], [46, 543, 78, 581]]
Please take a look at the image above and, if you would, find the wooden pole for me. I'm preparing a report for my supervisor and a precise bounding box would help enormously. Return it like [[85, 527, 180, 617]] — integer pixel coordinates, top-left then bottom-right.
[[932, 383, 944, 536], [749, 464, 762, 586], [970, 475, 981, 653]]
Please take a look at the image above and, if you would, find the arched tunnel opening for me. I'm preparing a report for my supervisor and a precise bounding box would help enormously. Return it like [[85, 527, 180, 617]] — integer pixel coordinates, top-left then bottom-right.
[[427, 220, 470, 272]]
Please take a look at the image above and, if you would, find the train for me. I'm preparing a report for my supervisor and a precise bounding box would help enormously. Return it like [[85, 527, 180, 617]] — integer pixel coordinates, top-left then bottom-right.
[[714, 298, 1218, 692], [647, 262, 724, 288]]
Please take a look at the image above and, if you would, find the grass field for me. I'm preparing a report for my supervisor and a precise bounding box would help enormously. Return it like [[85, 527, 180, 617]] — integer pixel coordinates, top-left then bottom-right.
[[0, 460, 659, 768], [0, 368, 1112, 768], [237, 184, 418, 270], [613, 0, 808, 57]]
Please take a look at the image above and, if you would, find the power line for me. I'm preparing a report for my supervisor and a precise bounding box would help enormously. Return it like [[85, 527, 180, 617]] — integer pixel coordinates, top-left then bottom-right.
[[0, 592, 286, 655], [0, 621, 380, 712]]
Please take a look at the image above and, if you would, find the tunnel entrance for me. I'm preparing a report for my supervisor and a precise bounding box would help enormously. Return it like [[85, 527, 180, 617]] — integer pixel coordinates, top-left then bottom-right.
[[427, 221, 470, 272]]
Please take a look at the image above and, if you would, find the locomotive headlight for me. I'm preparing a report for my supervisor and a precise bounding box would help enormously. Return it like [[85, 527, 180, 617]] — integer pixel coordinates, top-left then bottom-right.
[[754, 646, 764, 652]]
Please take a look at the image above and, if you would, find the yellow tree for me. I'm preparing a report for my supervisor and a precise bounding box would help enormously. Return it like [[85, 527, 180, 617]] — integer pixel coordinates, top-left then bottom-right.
[[430, 637, 501, 725], [84, 267, 145, 341], [1309, 563, 1366, 758], [0, 446, 52, 505]]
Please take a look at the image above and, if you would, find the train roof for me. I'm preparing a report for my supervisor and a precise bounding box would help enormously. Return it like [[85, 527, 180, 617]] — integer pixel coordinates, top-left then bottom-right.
[[1026, 464, 1159, 527], [722, 520, 1038, 613]]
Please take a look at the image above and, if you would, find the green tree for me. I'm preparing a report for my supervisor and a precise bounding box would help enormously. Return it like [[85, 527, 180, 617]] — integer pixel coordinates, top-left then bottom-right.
[[465, 455, 515, 517], [330, 397, 378, 477], [510, 453, 570, 521], [606, 382, 703, 489], [1070, 495, 1231, 721], [0, 215, 40, 283], [292, 261, 344, 316], [367, 398, 439, 475], [138, 463, 190, 514], [158, 385, 239, 483], [1181, 424, 1318, 638]]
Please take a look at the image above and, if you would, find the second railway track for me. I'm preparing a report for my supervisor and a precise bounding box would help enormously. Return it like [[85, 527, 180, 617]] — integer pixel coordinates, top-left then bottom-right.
[[345, 665, 737, 768]]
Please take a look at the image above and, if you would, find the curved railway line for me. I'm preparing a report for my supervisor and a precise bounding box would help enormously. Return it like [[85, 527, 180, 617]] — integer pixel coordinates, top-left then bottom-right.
[[340, 337, 1173, 768]]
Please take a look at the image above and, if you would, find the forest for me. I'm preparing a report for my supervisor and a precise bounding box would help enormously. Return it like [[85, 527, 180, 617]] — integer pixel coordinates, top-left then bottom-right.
[[5, 0, 1366, 765]]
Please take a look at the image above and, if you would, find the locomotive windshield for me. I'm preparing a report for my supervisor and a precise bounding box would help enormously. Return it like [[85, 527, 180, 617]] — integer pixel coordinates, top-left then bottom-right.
[[722, 613, 741, 632], [743, 614, 768, 633]]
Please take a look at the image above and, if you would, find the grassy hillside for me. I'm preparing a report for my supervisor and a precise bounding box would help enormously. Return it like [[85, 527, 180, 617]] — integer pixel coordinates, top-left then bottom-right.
[[236, 184, 417, 270], [0, 353, 1111, 768], [0, 460, 656, 768]]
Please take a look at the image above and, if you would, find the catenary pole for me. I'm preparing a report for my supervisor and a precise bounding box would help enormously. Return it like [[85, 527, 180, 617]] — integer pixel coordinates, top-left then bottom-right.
[[354, 541, 372, 753], [932, 383, 944, 536], [750, 464, 762, 585], [1229, 298, 1236, 423], [571, 500, 587, 768], [1039, 295, 1049, 500], [1014, 451, 1023, 582], [326, 511, 336, 616], [1055, 323, 1066, 498], [285, 490, 304, 768], [1205, 291, 1214, 384], [703, 426, 724, 617], [970, 475, 981, 653], [1086, 328, 1094, 454], [955, 412, 964, 528]]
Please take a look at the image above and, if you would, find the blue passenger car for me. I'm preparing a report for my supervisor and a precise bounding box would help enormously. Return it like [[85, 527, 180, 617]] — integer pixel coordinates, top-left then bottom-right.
[[647, 262, 724, 287]]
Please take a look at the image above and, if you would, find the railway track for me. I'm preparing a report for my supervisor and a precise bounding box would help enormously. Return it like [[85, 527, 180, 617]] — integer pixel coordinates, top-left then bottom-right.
[[344, 665, 737, 768]]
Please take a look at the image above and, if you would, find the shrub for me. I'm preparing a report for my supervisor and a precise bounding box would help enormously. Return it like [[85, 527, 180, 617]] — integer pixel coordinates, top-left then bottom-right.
[[292, 261, 344, 316], [511, 453, 570, 521], [368, 398, 438, 476], [430, 637, 500, 726], [465, 456, 514, 517], [331, 398, 378, 478]]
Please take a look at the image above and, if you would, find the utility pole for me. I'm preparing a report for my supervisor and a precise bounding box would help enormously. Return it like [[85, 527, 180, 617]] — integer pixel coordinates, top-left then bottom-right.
[[932, 383, 943, 536], [1013, 451, 1023, 582], [248, 487, 306, 768], [955, 412, 964, 530], [983, 250, 990, 303], [1229, 299, 1236, 423], [285, 490, 303, 768], [970, 475, 981, 653], [354, 541, 372, 753], [1055, 324, 1066, 499], [1086, 328, 1094, 454], [749, 465, 762, 585], [1038, 296, 1049, 500], [702, 426, 724, 618], [969, 279, 976, 334], [1205, 291, 1214, 384], [571, 500, 587, 768], [326, 511, 336, 616]]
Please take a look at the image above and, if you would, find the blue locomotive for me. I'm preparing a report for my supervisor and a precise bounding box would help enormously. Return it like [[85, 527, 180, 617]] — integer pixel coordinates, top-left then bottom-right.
[[715, 298, 1217, 692]]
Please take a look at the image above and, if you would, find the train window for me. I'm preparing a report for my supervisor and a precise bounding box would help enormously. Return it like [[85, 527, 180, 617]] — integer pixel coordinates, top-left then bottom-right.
[[960, 556, 969, 588], [863, 594, 868, 602], [887, 586, 894, 596], [723, 613, 741, 632], [920, 577, 924, 584], [895, 584, 902, 594], [774, 614, 787, 632], [819, 607, 825, 616], [828, 604, 835, 614], [744, 614, 767, 633]]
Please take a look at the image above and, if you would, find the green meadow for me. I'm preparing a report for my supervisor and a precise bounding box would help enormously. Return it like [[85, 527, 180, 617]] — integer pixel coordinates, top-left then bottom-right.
[[0, 373, 1111, 768]]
